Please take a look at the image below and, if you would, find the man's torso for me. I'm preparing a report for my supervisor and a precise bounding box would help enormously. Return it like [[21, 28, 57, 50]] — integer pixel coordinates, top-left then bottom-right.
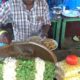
[[11, 0, 47, 41]]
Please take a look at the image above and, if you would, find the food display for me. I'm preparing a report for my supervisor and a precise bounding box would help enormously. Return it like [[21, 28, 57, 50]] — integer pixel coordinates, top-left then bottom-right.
[[0, 57, 55, 80], [55, 57, 80, 80], [56, 74, 80, 80], [28, 36, 58, 50], [42, 39, 58, 50]]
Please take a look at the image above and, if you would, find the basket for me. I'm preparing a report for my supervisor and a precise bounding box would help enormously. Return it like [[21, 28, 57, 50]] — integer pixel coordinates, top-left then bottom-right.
[[0, 41, 57, 63], [0, 41, 57, 80]]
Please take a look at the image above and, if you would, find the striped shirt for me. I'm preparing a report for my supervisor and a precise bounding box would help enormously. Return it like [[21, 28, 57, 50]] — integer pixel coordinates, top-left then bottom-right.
[[9, 0, 50, 41]]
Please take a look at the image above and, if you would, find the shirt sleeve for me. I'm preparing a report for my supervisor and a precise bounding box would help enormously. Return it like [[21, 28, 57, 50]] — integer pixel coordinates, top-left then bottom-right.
[[42, 0, 51, 25], [8, 0, 15, 26]]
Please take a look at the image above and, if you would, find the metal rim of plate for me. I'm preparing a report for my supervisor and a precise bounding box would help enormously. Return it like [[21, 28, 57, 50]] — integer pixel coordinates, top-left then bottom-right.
[[62, 10, 79, 17]]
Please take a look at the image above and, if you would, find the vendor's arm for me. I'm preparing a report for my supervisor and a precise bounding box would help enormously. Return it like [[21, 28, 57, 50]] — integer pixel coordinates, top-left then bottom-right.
[[42, 24, 50, 37], [41, 0, 51, 37]]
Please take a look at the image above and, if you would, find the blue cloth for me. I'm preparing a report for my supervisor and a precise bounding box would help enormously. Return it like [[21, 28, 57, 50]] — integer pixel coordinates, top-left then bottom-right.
[[47, 0, 63, 9], [0, 42, 7, 47], [0, 0, 2, 4], [63, 0, 80, 10], [47, 0, 63, 20]]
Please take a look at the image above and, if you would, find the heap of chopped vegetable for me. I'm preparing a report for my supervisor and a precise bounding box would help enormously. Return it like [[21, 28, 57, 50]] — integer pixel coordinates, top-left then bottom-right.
[[43, 61, 55, 80], [0, 57, 56, 80], [16, 58, 36, 80], [0, 59, 4, 80]]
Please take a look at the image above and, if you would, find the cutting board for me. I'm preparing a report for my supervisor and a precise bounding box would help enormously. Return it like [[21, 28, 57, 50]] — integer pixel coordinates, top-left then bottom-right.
[[0, 41, 57, 63]]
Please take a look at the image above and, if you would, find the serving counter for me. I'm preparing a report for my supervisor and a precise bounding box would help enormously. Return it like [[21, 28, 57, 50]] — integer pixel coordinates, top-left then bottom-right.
[[51, 15, 80, 48]]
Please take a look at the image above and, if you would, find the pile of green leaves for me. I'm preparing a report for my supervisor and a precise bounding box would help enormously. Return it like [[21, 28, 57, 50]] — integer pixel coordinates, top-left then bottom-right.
[[43, 61, 55, 80], [16, 57, 56, 80], [0, 59, 4, 80], [16, 58, 36, 80]]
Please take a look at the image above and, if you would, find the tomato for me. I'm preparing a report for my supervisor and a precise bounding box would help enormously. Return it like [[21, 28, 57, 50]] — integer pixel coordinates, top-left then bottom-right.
[[66, 55, 78, 65]]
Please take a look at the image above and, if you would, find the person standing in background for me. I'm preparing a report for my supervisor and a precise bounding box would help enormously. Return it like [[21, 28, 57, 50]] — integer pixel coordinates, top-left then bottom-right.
[[9, 0, 51, 42]]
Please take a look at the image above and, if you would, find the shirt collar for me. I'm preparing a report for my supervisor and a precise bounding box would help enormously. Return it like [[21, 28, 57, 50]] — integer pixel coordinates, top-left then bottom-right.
[[21, 0, 37, 12]]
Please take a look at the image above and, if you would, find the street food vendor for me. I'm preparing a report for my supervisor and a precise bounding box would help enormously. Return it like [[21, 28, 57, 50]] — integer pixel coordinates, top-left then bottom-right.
[[9, 0, 51, 41]]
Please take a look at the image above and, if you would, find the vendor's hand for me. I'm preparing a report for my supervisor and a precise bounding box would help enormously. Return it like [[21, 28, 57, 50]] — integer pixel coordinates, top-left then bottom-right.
[[42, 24, 50, 37]]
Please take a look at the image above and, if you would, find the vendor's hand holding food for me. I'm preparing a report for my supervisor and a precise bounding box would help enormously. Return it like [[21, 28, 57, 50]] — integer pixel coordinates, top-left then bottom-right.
[[41, 24, 50, 38]]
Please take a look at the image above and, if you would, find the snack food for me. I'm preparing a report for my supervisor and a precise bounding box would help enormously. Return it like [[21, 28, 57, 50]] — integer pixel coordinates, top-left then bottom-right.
[[56, 73, 80, 80], [55, 57, 80, 78], [42, 39, 58, 50]]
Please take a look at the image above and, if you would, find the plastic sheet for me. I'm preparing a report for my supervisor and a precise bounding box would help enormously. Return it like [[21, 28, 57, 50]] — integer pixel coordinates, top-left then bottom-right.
[[63, 0, 80, 10]]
